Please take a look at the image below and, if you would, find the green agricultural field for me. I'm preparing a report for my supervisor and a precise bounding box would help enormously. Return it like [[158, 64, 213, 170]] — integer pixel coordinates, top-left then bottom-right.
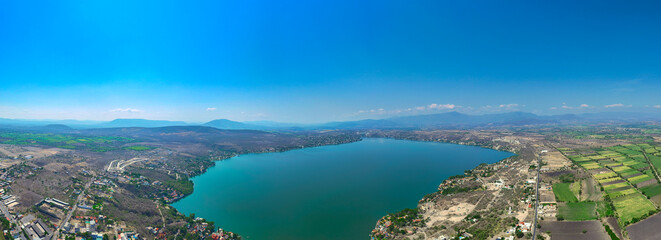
[[598, 177, 621, 184], [594, 172, 617, 180], [613, 166, 633, 172], [631, 163, 650, 170], [612, 193, 657, 225], [640, 184, 661, 198], [582, 163, 601, 170], [628, 175, 654, 185], [604, 182, 629, 192], [644, 169, 656, 177], [557, 202, 598, 221], [648, 155, 661, 168], [631, 156, 647, 162], [124, 145, 155, 151], [574, 156, 593, 162], [608, 188, 637, 198], [622, 160, 638, 166], [553, 183, 578, 202], [620, 170, 640, 177], [624, 144, 643, 151], [612, 156, 628, 161], [0, 132, 134, 152], [604, 162, 622, 168], [597, 151, 619, 157]]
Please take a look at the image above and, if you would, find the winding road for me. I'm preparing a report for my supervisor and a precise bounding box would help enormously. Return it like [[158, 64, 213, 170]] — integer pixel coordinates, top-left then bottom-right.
[[49, 180, 92, 240]]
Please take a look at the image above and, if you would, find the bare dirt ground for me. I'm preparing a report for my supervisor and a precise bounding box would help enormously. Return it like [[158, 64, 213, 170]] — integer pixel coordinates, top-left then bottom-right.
[[627, 212, 661, 240], [540, 189, 556, 203], [539, 220, 609, 240], [650, 195, 661, 206], [542, 151, 572, 170], [421, 200, 476, 225], [0, 145, 67, 159], [636, 179, 657, 188]]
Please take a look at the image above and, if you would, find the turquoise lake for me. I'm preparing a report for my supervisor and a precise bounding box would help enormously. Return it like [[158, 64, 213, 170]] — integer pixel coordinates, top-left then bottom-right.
[[171, 138, 513, 239]]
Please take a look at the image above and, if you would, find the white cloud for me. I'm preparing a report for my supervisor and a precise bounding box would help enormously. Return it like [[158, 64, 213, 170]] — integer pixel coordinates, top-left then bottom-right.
[[499, 103, 519, 108], [604, 103, 630, 108], [580, 104, 589, 108], [428, 103, 455, 110], [110, 108, 143, 113], [654, 105, 661, 108], [206, 107, 217, 111]]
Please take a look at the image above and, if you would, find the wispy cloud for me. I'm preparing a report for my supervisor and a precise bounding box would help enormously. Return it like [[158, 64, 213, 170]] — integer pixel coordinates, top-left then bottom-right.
[[356, 103, 457, 116], [554, 103, 591, 110], [604, 103, 631, 108], [478, 103, 522, 112], [654, 105, 661, 108], [110, 108, 143, 113], [206, 107, 217, 111]]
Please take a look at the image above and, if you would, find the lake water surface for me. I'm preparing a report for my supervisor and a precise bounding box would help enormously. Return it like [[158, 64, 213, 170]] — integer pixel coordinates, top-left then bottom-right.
[[171, 138, 513, 239]]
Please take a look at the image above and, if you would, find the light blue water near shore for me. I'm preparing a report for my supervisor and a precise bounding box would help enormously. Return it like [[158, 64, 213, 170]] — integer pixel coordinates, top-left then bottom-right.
[[172, 138, 513, 239]]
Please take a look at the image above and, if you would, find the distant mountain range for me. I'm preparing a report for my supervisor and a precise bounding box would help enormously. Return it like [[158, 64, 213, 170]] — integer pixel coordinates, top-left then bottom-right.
[[2, 111, 661, 131], [322, 111, 583, 129]]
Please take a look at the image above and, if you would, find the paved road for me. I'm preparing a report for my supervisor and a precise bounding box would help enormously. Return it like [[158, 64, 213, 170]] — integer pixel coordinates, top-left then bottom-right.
[[0, 200, 20, 237], [531, 154, 541, 240], [48, 179, 93, 240]]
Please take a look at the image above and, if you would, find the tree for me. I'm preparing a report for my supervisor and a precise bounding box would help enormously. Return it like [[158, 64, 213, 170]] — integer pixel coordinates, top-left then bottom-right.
[[515, 230, 524, 238]]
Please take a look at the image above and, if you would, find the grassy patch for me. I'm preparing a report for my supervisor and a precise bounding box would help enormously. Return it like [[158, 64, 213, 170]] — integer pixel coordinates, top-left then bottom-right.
[[612, 193, 657, 225], [553, 183, 578, 202], [124, 145, 155, 151], [640, 184, 661, 198], [597, 201, 614, 217]]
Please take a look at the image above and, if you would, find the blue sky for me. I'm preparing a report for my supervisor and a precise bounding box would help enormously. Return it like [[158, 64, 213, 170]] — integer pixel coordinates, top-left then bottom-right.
[[1, 0, 661, 123]]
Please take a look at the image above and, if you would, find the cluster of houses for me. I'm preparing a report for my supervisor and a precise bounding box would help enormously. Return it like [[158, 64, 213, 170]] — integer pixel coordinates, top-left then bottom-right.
[[210, 228, 240, 240], [62, 215, 100, 234]]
